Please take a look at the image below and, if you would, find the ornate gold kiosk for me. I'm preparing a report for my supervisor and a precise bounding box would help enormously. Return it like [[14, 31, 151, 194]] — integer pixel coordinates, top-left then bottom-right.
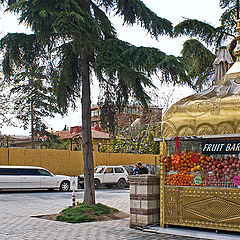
[[159, 20, 240, 233], [160, 163, 240, 232]]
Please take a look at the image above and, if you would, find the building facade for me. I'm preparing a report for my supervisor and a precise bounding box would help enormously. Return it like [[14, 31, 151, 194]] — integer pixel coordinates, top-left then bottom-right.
[[90, 105, 162, 129]]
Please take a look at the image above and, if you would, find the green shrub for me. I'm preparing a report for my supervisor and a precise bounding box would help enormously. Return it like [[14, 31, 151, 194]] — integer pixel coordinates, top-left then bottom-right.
[[56, 203, 119, 223]]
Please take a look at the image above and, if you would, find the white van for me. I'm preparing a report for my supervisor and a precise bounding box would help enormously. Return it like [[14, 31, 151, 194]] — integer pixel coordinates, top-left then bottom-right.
[[0, 165, 72, 191]]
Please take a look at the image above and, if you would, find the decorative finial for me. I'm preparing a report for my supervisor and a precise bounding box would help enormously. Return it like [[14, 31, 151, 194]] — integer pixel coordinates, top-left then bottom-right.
[[234, 19, 240, 61]]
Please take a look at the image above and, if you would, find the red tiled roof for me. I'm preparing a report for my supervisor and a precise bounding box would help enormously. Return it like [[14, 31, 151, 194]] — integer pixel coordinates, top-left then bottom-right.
[[91, 129, 111, 139], [54, 129, 110, 140], [54, 131, 80, 139]]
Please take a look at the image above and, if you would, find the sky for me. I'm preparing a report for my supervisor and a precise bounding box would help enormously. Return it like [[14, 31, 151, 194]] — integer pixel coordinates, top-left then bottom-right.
[[0, 0, 224, 135]]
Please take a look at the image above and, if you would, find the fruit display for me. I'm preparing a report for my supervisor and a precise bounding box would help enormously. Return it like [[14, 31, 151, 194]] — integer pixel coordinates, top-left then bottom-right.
[[202, 156, 240, 187], [159, 154, 170, 172], [165, 173, 205, 187], [161, 150, 240, 188], [170, 151, 203, 173]]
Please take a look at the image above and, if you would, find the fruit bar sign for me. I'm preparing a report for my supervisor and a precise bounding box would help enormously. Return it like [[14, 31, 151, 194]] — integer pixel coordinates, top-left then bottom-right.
[[202, 140, 240, 154]]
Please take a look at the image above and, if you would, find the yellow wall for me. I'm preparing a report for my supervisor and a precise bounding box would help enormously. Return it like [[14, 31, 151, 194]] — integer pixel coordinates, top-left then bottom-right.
[[0, 148, 156, 176], [0, 149, 8, 165]]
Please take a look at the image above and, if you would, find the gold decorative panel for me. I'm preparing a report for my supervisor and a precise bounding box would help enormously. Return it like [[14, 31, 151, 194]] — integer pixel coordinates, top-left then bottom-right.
[[196, 124, 214, 136], [216, 122, 235, 135], [164, 187, 179, 224], [182, 197, 240, 222], [164, 186, 240, 232], [177, 126, 194, 137]]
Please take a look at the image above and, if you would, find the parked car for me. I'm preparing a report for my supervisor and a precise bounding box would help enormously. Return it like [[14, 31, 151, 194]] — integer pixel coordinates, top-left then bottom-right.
[[78, 165, 129, 189], [0, 165, 73, 192]]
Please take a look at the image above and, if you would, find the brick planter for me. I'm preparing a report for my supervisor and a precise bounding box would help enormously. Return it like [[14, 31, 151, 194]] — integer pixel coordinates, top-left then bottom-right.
[[129, 175, 160, 227]]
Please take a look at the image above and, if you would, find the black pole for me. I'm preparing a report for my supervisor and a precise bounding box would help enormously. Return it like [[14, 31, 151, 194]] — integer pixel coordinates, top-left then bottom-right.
[[7, 137, 9, 165]]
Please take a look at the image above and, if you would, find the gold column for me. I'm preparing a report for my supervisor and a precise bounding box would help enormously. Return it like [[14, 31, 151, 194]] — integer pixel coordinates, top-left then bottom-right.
[[159, 162, 165, 227]]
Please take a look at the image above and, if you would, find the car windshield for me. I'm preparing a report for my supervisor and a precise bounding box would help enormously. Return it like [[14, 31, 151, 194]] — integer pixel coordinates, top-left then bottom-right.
[[94, 167, 104, 173]]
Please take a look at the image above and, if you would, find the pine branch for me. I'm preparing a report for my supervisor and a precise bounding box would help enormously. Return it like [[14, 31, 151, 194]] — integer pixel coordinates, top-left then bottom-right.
[[174, 19, 219, 46], [114, 0, 173, 38]]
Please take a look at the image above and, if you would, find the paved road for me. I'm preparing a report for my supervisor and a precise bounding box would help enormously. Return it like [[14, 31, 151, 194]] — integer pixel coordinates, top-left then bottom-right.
[[0, 189, 206, 240]]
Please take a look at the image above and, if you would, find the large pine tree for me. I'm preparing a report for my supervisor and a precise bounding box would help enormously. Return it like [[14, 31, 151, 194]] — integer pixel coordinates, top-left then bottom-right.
[[174, 0, 238, 90], [1, 0, 191, 204], [1, 33, 60, 148]]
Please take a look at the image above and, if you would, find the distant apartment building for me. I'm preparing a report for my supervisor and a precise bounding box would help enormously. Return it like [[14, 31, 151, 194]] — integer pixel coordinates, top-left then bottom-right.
[[91, 105, 162, 129]]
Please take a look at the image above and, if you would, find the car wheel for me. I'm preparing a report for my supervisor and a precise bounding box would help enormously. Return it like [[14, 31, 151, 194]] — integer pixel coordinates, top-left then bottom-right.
[[60, 180, 70, 192], [94, 179, 101, 189], [117, 179, 126, 189]]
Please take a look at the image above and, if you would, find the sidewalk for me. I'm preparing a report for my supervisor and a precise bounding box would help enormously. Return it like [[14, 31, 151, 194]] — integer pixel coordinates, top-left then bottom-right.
[[0, 189, 239, 239], [139, 224, 240, 240]]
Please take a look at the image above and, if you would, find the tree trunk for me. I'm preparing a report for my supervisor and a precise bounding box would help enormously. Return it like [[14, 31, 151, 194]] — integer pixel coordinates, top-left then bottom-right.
[[81, 49, 95, 204], [30, 94, 35, 149], [237, 0, 240, 19]]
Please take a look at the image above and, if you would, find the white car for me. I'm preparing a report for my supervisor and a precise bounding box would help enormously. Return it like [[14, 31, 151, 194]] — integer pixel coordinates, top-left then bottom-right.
[[0, 165, 73, 192], [78, 165, 129, 189]]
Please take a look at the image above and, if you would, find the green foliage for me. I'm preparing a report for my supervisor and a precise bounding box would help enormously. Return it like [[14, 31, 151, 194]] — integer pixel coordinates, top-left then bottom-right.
[[0, 33, 61, 140], [40, 132, 70, 150], [0, 135, 14, 148], [56, 203, 118, 223], [174, 19, 220, 46], [174, 0, 239, 89], [1, 0, 191, 114], [99, 123, 161, 154], [180, 39, 216, 90], [0, 33, 42, 78], [95, 38, 191, 133], [99, 98, 118, 135], [52, 42, 82, 112], [115, 0, 173, 39], [0, 90, 11, 127]]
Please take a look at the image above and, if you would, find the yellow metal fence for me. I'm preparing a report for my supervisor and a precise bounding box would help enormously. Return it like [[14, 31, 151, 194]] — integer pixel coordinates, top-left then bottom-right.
[[0, 148, 156, 176]]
